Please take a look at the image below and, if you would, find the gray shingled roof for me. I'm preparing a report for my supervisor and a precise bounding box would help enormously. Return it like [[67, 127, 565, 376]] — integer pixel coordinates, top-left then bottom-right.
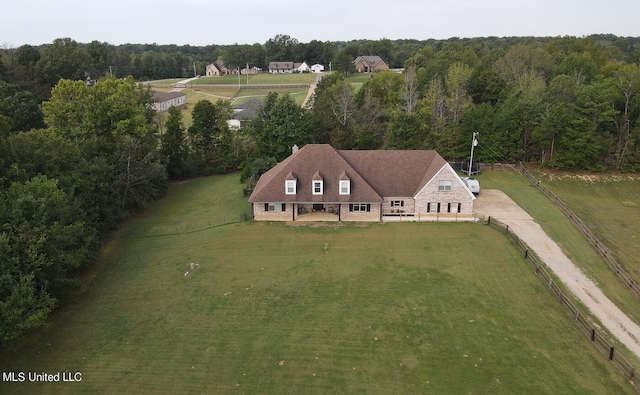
[[152, 90, 186, 102], [248, 144, 447, 203]]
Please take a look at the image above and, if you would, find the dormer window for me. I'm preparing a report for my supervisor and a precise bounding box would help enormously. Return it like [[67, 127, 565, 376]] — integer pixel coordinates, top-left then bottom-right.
[[313, 180, 323, 195], [339, 170, 350, 195], [340, 180, 350, 195], [286, 180, 296, 194], [312, 171, 323, 195], [285, 171, 297, 195]]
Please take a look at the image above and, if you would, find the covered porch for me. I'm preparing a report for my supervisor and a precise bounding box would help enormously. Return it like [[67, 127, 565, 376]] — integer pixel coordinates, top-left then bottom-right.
[[295, 203, 341, 221]]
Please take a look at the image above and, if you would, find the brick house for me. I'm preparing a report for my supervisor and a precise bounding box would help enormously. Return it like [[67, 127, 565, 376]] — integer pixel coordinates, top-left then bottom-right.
[[353, 56, 389, 73], [206, 60, 231, 77], [248, 144, 476, 222]]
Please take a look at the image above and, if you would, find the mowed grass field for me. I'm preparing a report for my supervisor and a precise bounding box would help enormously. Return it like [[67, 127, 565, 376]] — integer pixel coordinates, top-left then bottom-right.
[[477, 170, 640, 329], [532, 172, 640, 278], [0, 173, 633, 394]]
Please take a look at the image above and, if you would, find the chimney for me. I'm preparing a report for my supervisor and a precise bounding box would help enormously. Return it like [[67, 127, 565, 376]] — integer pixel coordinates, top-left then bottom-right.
[[292, 144, 299, 154]]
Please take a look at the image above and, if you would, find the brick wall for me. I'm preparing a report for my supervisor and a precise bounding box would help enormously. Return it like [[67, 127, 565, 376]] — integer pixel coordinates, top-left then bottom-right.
[[339, 203, 381, 222], [252, 203, 293, 221], [415, 167, 474, 215]]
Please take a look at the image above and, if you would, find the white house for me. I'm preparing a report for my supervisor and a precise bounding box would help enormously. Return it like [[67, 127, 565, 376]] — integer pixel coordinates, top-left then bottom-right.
[[296, 61, 310, 73], [269, 61, 310, 73], [151, 91, 187, 112], [311, 64, 325, 73]]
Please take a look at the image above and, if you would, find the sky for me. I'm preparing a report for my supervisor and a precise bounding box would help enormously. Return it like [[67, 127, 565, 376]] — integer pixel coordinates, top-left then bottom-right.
[[1, 0, 639, 47]]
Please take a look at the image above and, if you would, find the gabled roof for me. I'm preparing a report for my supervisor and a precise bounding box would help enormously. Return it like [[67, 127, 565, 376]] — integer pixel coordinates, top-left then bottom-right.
[[268, 61, 295, 69], [152, 90, 186, 102], [339, 149, 447, 197], [248, 144, 450, 203], [353, 56, 387, 67]]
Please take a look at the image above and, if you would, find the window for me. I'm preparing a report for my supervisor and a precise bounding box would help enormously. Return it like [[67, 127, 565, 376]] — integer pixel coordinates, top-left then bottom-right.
[[349, 203, 371, 212], [285, 180, 296, 195], [265, 203, 285, 212], [339, 180, 350, 195], [313, 180, 323, 195], [427, 202, 440, 213], [438, 180, 452, 191], [391, 200, 404, 207], [448, 202, 461, 213]]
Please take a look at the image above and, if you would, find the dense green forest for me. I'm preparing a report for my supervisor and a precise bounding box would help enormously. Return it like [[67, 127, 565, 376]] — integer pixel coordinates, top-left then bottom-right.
[[1, 34, 640, 342]]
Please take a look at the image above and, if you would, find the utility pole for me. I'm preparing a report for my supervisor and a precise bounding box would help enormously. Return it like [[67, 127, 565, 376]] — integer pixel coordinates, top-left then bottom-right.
[[468, 132, 478, 177], [193, 62, 197, 77], [246, 63, 249, 84], [109, 66, 113, 77]]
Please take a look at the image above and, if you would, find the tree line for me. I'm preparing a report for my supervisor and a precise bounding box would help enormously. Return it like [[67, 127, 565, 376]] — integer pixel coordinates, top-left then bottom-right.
[[1, 33, 640, 343]]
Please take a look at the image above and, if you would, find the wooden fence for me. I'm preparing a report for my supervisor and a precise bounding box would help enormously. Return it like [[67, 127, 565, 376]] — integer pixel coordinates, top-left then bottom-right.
[[516, 163, 640, 301], [484, 216, 639, 390]]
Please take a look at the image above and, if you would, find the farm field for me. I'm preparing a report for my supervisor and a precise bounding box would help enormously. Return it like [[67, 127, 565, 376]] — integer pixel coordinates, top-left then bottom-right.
[[0, 173, 633, 394]]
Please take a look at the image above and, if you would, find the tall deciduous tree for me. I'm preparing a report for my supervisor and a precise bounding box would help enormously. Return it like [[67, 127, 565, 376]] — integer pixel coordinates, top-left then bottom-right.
[[250, 92, 315, 161], [161, 107, 189, 179], [399, 67, 420, 114], [445, 62, 473, 125], [188, 99, 234, 174], [36, 38, 91, 89]]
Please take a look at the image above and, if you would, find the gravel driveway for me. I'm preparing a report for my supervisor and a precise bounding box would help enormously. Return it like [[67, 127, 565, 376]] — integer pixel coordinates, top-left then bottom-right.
[[475, 189, 640, 359]]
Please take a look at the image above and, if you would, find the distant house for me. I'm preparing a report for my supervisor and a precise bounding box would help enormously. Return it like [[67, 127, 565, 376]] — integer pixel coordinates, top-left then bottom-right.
[[228, 98, 264, 130], [268, 61, 310, 73], [310, 64, 325, 73], [206, 60, 231, 77], [353, 56, 389, 73], [248, 144, 476, 222], [151, 91, 187, 112]]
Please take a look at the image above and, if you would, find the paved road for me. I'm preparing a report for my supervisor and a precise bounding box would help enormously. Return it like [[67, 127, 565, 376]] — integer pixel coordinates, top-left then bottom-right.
[[475, 189, 640, 359]]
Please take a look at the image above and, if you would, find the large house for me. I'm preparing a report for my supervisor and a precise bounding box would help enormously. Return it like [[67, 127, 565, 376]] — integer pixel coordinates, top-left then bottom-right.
[[354, 56, 389, 73], [268, 61, 310, 73], [248, 144, 476, 222], [206, 60, 231, 77]]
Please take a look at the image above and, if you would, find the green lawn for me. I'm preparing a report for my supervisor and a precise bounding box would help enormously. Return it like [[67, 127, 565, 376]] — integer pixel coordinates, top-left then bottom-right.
[[193, 73, 316, 86], [531, 172, 640, 278], [0, 173, 633, 394], [476, 169, 640, 338]]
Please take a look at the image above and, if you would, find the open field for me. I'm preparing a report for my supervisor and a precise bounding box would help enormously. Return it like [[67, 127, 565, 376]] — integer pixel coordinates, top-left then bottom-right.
[[530, 171, 640, 279], [0, 173, 634, 394], [191, 73, 317, 86], [345, 73, 374, 91], [476, 169, 640, 338]]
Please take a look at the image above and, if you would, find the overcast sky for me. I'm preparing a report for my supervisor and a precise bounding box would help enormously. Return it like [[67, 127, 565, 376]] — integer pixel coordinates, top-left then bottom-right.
[[1, 0, 639, 47]]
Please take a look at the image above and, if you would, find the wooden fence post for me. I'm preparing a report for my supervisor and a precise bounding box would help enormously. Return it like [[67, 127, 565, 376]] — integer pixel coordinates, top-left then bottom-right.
[[609, 347, 615, 360], [591, 329, 596, 341]]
